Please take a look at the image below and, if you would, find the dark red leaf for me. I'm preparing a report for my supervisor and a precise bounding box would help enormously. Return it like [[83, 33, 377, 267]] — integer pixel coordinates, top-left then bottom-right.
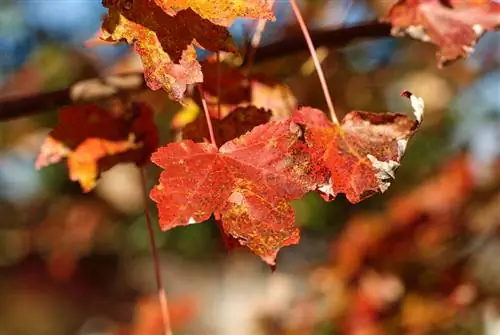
[[383, 0, 500, 66], [182, 105, 271, 146]]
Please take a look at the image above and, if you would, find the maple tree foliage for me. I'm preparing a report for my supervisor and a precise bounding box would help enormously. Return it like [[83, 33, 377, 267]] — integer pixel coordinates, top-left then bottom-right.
[[150, 119, 327, 265], [36, 102, 158, 192], [191, 60, 297, 120], [99, 0, 274, 100], [383, 0, 500, 66], [293, 92, 423, 204], [13, 0, 500, 332], [150, 92, 423, 264], [254, 153, 498, 335], [328, 154, 480, 334]]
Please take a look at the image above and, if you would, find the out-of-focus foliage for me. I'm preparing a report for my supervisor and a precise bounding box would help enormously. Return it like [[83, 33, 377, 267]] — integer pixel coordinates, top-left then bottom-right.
[[1, 0, 500, 334]]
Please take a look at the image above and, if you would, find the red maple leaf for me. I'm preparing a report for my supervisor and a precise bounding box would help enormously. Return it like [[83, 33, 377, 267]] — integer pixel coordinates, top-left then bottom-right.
[[150, 120, 327, 265], [36, 103, 158, 192], [293, 92, 424, 203], [182, 105, 271, 146], [383, 0, 500, 66]]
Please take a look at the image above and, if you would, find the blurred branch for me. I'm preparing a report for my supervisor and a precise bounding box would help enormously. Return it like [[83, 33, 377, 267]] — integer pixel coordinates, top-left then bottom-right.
[[0, 73, 146, 121], [250, 21, 391, 64], [0, 21, 391, 122]]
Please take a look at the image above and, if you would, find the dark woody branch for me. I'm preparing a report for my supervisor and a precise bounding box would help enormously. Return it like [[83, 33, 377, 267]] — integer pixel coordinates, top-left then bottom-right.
[[0, 21, 391, 122]]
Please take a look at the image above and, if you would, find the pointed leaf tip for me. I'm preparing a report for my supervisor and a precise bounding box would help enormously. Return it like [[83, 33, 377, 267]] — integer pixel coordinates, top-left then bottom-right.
[[401, 91, 424, 124]]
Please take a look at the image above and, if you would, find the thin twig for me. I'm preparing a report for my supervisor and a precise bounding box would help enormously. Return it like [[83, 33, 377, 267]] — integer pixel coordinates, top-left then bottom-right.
[[0, 21, 391, 123], [0, 72, 146, 121], [243, 0, 275, 74], [216, 52, 222, 119], [140, 168, 172, 335], [249, 20, 390, 63], [197, 85, 217, 147], [289, 0, 339, 124]]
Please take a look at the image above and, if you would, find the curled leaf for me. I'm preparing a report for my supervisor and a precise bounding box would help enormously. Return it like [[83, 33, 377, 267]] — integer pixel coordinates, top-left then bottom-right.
[[293, 92, 424, 203], [100, 0, 235, 100]]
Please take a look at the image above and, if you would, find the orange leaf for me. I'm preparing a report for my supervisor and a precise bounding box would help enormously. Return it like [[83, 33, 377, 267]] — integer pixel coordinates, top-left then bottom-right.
[[389, 154, 473, 225], [36, 103, 158, 192]]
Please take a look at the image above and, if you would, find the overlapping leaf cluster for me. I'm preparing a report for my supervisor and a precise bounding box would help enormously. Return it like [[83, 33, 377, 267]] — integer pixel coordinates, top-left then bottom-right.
[[177, 60, 297, 145], [99, 0, 274, 100], [151, 93, 424, 265], [36, 102, 158, 192], [38, 0, 500, 267]]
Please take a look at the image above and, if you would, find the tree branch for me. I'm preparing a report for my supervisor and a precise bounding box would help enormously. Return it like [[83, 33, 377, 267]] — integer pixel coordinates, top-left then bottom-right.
[[251, 21, 391, 64], [0, 21, 391, 122]]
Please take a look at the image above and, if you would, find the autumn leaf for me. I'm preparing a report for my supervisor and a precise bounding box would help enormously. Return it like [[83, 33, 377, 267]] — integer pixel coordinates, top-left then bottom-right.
[[214, 218, 245, 252], [100, 0, 236, 100], [383, 0, 500, 66], [171, 60, 297, 122], [251, 80, 297, 121], [199, 61, 252, 118], [153, 0, 275, 26], [36, 103, 158, 192], [201, 61, 297, 120], [182, 105, 271, 146], [294, 91, 424, 203], [150, 120, 327, 265]]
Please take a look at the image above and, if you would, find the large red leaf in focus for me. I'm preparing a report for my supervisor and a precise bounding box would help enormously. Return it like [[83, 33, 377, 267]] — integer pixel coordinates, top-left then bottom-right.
[[100, 0, 236, 100], [383, 0, 500, 66], [36, 103, 158, 192], [150, 120, 327, 265], [293, 92, 424, 203], [182, 105, 271, 146]]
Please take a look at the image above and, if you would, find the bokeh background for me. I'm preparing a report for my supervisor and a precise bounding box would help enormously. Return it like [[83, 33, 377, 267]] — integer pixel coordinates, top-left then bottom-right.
[[1, 0, 500, 334]]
